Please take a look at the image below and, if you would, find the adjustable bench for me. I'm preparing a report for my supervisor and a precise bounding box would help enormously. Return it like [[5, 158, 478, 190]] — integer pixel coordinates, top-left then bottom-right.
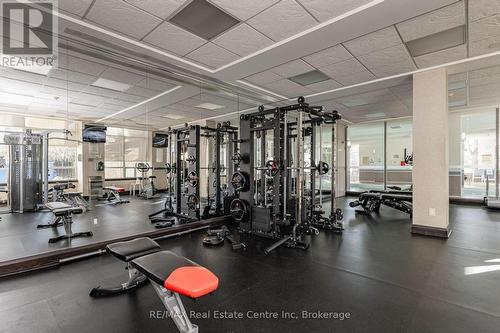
[[90, 237, 162, 297], [38, 202, 93, 243], [90, 237, 218, 333], [102, 186, 129, 205]]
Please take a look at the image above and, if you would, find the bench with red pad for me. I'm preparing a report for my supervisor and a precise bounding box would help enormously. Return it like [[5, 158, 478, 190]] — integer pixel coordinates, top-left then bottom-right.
[[89, 237, 218, 333]]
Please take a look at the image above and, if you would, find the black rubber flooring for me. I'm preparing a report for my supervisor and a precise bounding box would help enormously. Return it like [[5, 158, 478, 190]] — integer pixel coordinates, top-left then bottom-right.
[[0, 198, 499, 332]]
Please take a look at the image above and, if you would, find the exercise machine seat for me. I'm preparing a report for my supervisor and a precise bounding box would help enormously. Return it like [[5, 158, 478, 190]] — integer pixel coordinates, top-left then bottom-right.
[[165, 266, 219, 298], [132, 251, 218, 298], [107, 237, 160, 262], [45, 201, 83, 215]]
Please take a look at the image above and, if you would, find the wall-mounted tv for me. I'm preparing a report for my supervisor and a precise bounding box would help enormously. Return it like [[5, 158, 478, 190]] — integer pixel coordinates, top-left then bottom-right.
[[152, 133, 168, 148], [83, 125, 107, 143]]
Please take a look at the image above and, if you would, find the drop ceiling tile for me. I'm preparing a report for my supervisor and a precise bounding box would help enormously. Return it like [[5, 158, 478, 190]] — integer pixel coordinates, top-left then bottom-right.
[[357, 44, 412, 69], [86, 0, 163, 39], [59, 0, 94, 18], [99, 68, 144, 85], [1, 68, 47, 84], [124, 86, 158, 98], [58, 55, 107, 77], [80, 85, 120, 98], [244, 71, 282, 85], [343, 26, 401, 56], [70, 93, 108, 107], [468, 0, 500, 22], [271, 59, 314, 77], [305, 79, 342, 93], [302, 44, 352, 68], [247, 0, 317, 42], [143, 21, 207, 56], [209, 0, 279, 21], [469, 34, 500, 56], [48, 69, 96, 85], [186, 43, 240, 69], [137, 78, 177, 92], [263, 79, 311, 97], [297, 0, 373, 22], [115, 93, 145, 103], [469, 14, 500, 42], [369, 60, 415, 78], [0, 78, 41, 95], [320, 58, 368, 78], [123, 0, 185, 19], [213, 23, 273, 56], [396, 1, 465, 42], [333, 71, 376, 85], [414, 44, 467, 68]]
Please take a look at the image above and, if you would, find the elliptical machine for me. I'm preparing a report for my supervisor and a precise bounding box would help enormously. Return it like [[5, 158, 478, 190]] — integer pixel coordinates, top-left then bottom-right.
[[136, 162, 158, 199]]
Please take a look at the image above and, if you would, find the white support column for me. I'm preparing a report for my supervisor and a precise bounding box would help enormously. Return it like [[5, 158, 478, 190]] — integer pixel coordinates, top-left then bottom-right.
[[411, 68, 451, 238]]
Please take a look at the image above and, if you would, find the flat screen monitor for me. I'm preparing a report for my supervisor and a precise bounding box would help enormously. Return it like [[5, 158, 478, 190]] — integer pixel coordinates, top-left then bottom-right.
[[152, 133, 168, 148], [83, 125, 107, 143]]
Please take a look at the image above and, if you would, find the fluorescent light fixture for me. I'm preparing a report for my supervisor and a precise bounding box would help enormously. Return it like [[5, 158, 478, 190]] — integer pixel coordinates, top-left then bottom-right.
[[97, 85, 182, 122], [341, 100, 369, 107], [169, 0, 239, 40], [92, 78, 132, 92], [289, 70, 329, 86], [0, 92, 33, 106], [195, 102, 224, 110], [406, 25, 466, 58], [365, 112, 386, 118], [163, 114, 185, 120]]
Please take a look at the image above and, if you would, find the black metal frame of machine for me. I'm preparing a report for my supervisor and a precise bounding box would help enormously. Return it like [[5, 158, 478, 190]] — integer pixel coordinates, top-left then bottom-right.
[[229, 97, 343, 254], [149, 123, 237, 226]]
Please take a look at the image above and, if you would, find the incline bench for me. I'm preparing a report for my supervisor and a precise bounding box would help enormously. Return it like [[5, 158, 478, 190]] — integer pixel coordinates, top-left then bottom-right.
[[90, 237, 218, 333], [38, 202, 93, 243], [102, 186, 129, 205]]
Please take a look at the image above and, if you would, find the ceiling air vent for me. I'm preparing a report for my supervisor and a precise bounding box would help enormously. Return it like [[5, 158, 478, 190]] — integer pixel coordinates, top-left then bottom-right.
[[169, 0, 240, 40], [406, 25, 466, 58], [288, 70, 329, 86]]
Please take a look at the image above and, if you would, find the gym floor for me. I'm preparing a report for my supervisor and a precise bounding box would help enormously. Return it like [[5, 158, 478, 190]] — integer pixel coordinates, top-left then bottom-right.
[[1, 198, 499, 333], [0, 197, 180, 262]]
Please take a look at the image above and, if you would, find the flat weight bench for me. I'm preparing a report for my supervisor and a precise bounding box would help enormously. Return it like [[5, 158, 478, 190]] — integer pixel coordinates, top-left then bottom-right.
[[103, 186, 129, 205], [90, 237, 218, 333], [38, 202, 93, 243]]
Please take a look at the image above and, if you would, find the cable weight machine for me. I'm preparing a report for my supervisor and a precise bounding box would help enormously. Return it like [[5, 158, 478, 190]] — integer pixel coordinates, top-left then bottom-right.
[[229, 97, 344, 254]]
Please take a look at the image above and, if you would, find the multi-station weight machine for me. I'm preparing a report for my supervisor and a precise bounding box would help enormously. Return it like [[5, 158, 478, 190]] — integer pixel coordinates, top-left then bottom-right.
[[228, 97, 344, 254], [149, 123, 238, 227]]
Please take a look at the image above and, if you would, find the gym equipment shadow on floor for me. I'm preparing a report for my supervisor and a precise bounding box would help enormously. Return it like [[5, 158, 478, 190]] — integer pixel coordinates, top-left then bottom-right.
[[0, 198, 499, 332]]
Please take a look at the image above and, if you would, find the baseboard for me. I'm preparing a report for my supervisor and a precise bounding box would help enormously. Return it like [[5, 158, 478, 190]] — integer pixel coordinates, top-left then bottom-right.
[[411, 224, 452, 239]]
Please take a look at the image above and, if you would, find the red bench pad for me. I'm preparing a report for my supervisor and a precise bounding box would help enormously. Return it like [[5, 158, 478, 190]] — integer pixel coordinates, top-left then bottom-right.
[[105, 186, 125, 192], [164, 266, 219, 298]]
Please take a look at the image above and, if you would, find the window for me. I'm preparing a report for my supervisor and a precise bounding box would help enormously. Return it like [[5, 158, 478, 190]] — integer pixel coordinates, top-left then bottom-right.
[[386, 119, 413, 189], [105, 127, 148, 179], [48, 138, 78, 181], [347, 122, 385, 191], [459, 111, 496, 198]]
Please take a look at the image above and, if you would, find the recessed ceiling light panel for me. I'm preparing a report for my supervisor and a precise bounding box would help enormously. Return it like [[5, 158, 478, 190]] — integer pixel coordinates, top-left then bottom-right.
[[289, 70, 330, 86], [196, 102, 224, 110], [406, 25, 466, 58], [163, 114, 185, 120], [169, 0, 240, 40], [92, 78, 132, 92]]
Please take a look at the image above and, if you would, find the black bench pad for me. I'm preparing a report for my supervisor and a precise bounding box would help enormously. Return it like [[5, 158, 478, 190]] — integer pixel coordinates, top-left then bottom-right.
[[107, 237, 161, 262], [131, 251, 198, 286]]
